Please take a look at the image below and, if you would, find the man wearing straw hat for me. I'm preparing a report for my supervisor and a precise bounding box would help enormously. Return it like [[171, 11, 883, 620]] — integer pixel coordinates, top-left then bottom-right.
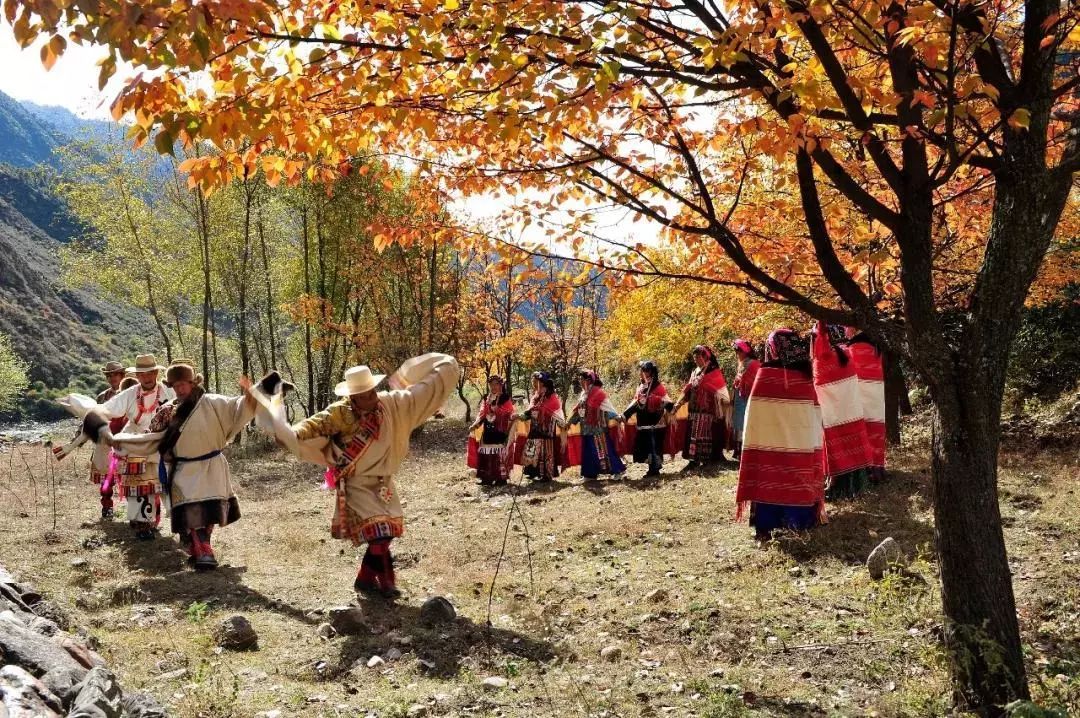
[[89, 361, 126, 519], [99, 353, 175, 538], [283, 353, 459, 598], [142, 361, 256, 571]]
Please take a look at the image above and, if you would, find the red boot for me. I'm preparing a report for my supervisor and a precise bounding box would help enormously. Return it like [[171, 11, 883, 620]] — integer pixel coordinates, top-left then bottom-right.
[[190, 528, 217, 571]]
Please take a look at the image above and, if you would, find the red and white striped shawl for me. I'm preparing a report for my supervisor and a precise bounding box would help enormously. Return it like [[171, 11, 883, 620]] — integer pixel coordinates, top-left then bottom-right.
[[736, 365, 824, 519], [811, 327, 872, 477], [845, 339, 886, 469]]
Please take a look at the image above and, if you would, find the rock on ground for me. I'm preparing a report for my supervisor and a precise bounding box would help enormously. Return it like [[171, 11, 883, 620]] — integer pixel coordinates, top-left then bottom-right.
[[481, 676, 509, 690], [67, 666, 123, 718], [213, 615, 259, 651], [419, 596, 456, 624], [328, 606, 366, 635], [0, 664, 64, 717], [867, 537, 905, 580]]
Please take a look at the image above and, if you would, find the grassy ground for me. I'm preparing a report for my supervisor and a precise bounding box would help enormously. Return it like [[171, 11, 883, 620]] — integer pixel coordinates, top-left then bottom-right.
[[0, 416, 1077, 718]]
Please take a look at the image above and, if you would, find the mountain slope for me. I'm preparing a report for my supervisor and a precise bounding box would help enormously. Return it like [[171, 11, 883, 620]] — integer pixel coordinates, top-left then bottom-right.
[[0, 184, 153, 388], [0, 90, 63, 167]]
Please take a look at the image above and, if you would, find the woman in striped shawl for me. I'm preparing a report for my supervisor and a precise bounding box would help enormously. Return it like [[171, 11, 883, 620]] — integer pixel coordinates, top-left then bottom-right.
[[569, 370, 626, 482], [673, 345, 730, 468], [736, 329, 825, 541], [518, 371, 565, 483]]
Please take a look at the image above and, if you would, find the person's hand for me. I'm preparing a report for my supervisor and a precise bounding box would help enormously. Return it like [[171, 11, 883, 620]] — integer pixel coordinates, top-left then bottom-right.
[[238, 376, 253, 393]]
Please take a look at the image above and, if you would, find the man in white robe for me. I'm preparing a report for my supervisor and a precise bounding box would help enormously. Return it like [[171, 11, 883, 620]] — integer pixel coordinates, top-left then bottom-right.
[[99, 354, 174, 538], [144, 363, 255, 570]]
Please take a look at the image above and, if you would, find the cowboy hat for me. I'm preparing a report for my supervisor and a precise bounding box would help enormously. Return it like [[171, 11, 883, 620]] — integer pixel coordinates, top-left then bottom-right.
[[125, 354, 165, 375], [100, 361, 125, 375], [334, 365, 387, 397], [126, 354, 166, 374]]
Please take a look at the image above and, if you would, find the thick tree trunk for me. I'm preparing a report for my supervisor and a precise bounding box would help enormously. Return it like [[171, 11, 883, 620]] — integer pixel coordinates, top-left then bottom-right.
[[930, 377, 1027, 715]]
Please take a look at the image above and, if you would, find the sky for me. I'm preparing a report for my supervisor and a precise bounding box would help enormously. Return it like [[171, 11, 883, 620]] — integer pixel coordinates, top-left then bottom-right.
[[0, 29, 129, 118]]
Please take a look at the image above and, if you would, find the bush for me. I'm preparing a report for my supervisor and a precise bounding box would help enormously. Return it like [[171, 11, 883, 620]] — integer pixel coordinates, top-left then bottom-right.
[[1008, 284, 1080, 400], [0, 332, 29, 413]]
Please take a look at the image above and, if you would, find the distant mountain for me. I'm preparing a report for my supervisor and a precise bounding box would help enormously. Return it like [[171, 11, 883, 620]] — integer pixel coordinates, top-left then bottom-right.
[[0, 90, 63, 167], [22, 101, 120, 145]]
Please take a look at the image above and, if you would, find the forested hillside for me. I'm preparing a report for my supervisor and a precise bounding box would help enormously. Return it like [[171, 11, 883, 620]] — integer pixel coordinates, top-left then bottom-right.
[[0, 90, 153, 417]]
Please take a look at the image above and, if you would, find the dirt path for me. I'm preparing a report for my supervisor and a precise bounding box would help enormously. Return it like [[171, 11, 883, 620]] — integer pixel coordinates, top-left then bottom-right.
[[0, 420, 1076, 717]]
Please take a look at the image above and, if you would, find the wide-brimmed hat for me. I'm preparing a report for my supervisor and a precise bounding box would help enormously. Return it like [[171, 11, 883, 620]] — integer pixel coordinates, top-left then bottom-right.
[[334, 365, 386, 397], [127, 354, 166, 374], [164, 363, 203, 388], [100, 361, 125, 375], [171, 357, 196, 367]]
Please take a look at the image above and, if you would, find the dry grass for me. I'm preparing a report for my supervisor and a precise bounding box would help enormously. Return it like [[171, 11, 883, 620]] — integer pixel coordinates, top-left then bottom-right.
[[0, 416, 1077, 717]]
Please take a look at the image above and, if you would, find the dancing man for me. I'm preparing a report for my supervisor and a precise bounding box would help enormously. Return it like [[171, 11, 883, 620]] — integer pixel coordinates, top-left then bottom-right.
[[289, 354, 459, 598]]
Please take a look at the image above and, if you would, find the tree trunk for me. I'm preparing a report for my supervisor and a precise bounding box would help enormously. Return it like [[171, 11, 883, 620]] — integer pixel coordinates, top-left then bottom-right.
[[197, 190, 213, 389], [457, 379, 471, 423], [237, 178, 254, 378], [301, 207, 316, 415], [257, 206, 278, 371], [930, 380, 1027, 714], [883, 349, 906, 445]]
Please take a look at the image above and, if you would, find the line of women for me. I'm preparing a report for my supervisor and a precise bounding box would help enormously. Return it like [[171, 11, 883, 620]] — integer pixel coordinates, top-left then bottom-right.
[[466, 322, 886, 544]]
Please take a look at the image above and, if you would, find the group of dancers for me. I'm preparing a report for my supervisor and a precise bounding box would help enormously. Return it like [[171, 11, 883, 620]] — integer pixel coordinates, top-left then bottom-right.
[[467, 322, 886, 541], [62, 319, 882, 595]]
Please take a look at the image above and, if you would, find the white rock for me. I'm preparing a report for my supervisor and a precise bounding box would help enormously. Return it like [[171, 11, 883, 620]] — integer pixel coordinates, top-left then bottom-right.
[[599, 645, 623, 662], [481, 676, 508, 690], [366, 655, 385, 668]]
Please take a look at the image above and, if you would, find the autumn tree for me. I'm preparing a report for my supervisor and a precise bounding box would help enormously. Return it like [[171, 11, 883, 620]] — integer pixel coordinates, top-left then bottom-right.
[[10, 0, 1080, 711]]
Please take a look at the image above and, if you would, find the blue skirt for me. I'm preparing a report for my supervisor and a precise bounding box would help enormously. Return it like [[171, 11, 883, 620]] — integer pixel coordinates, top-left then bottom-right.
[[581, 433, 626, 479], [749, 502, 818, 535], [732, 394, 749, 441]]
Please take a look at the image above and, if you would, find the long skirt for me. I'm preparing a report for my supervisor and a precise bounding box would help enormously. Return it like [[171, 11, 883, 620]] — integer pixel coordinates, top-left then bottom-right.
[[825, 468, 870, 501], [732, 394, 749, 442], [683, 411, 726, 462], [522, 436, 560, 481], [581, 432, 625, 479], [631, 427, 666, 472], [749, 502, 819, 536], [476, 444, 510, 483]]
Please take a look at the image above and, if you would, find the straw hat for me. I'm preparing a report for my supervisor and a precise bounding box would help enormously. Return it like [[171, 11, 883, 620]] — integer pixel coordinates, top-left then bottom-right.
[[334, 365, 386, 397], [100, 361, 125, 375], [127, 354, 166, 374]]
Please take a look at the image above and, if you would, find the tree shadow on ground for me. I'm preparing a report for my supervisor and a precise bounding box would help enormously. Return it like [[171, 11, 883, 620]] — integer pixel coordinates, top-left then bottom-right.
[[772, 468, 936, 565], [327, 597, 557, 681], [94, 519, 319, 625], [623, 461, 739, 491]]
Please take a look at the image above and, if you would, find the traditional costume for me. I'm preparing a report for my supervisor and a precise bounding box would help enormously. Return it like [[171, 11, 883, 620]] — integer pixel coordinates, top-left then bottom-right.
[[516, 372, 564, 483], [280, 355, 459, 597], [569, 370, 625, 481], [467, 377, 517, 486], [99, 354, 174, 537], [142, 363, 254, 569], [678, 346, 731, 465], [90, 361, 127, 519], [845, 330, 886, 480], [622, 361, 672, 476], [730, 340, 760, 460], [811, 323, 872, 499], [736, 329, 825, 540]]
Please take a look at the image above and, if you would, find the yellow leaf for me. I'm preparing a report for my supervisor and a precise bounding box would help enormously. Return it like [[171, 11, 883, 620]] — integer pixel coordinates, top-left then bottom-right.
[[444, 0, 460, 9], [1007, 107, 1031, 131]]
